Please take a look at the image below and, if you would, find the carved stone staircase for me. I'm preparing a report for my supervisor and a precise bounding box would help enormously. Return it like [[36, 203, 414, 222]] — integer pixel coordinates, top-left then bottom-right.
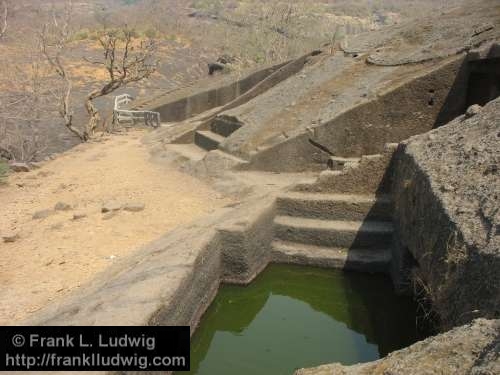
[[271, 145, 400, 273], [271, 191, 393, 272]]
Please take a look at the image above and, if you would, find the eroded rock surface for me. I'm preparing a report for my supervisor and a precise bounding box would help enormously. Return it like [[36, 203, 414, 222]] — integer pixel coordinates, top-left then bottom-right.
[[392, 97, 500, 328]]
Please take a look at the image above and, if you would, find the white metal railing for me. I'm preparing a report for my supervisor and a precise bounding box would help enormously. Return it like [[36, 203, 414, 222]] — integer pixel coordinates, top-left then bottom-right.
[[113, 94, 161, 128]]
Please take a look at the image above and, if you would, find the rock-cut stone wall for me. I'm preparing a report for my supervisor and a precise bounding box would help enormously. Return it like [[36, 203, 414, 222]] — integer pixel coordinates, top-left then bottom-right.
[[391, 97, 500, 330]]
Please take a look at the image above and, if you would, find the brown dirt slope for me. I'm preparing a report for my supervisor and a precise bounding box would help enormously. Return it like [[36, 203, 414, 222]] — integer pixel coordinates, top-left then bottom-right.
[[0, 130, 230, 324]]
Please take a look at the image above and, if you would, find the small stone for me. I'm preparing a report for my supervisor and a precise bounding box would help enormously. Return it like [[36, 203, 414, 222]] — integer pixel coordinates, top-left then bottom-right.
[[102, 201, 122, 213], [3, 232, 20, 243], [72, 212, 87, 220], [9, 162, 30, 172], [123, 203, 145, 212], [54, 202, 72, 211], [465, 104, 482, 118], [50, 223, 63, 230], [32, 209, 53, 220]]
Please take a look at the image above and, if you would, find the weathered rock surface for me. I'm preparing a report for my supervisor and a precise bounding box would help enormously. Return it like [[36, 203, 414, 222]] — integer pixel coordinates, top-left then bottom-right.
[[392, 97, 500, 328], [295, 319, 500, 375], [342, 1, 500, 66]]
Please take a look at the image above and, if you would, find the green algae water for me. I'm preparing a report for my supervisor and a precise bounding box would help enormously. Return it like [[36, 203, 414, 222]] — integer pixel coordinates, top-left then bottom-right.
[[185, 264, 424, 375]]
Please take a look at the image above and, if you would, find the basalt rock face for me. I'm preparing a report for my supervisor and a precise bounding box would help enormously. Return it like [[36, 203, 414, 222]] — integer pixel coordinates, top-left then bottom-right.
[[295, 319, 500, 375], [391, 97, 500, 329]]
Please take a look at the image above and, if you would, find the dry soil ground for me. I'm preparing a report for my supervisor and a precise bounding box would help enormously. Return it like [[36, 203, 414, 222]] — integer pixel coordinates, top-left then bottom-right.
[[0, 130, 230, 324]]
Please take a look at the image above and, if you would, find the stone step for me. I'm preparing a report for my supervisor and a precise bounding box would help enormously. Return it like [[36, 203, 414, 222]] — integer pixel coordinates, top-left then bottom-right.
[[271, 240, 391, 273], [194, 130, 226, 151], [273, 215, 393, 249], [276, 192, 392, 221], [210, 116, 242, 137], [164, 143, 207, 162]]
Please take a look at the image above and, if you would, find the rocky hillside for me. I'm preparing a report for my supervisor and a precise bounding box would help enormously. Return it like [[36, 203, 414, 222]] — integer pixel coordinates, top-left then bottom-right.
[[0, 0, 465, 161]]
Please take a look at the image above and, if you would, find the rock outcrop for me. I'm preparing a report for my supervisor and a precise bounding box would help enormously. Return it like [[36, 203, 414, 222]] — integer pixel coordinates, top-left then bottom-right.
[[391, 97, 500, 329], [295, 319, 500, 375]]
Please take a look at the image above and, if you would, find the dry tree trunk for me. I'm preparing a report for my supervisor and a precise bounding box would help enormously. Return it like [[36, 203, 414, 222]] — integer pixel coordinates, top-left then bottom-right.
[[0, 1, 8, 39], [83, 29, 158, 136], [84, 91, 102, 139]]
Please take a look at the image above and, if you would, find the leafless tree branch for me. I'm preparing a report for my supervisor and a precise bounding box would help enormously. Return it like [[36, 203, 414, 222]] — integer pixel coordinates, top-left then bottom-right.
[[39, 0, 86, 141]]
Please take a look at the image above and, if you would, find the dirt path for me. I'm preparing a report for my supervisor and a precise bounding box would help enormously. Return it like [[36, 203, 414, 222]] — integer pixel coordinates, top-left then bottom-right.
[[0, 130, 230, 324]]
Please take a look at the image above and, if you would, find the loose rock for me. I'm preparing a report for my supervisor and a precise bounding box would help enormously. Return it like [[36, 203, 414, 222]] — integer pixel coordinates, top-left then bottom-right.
[[32, 209, 53, 220], [54, 202, 72, 211], [2, 232, 20, 243], [123, 203, 146, 212], [72, 212, 87, 220], [101, 201, 122, 213], [465, 104, 482, 119], [102, 211, 118, 220]]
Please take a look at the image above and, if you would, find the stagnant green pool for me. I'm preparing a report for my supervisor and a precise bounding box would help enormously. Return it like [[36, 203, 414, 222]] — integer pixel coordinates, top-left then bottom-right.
[[185, 264, 424, 375]]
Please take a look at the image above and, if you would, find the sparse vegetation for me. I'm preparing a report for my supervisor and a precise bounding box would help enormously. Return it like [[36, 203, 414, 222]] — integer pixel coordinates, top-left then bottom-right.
[[0, 158, 8, 183], [40, 1, 80, 140], [0, 0, 464, 160]]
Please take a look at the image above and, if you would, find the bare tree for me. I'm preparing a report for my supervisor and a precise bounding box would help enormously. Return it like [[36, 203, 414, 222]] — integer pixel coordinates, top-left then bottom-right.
[[0, 0, 8, 40], [84, 27, 158, 138], [39, 1, 85, 140], [0, 49, 49, 162]]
